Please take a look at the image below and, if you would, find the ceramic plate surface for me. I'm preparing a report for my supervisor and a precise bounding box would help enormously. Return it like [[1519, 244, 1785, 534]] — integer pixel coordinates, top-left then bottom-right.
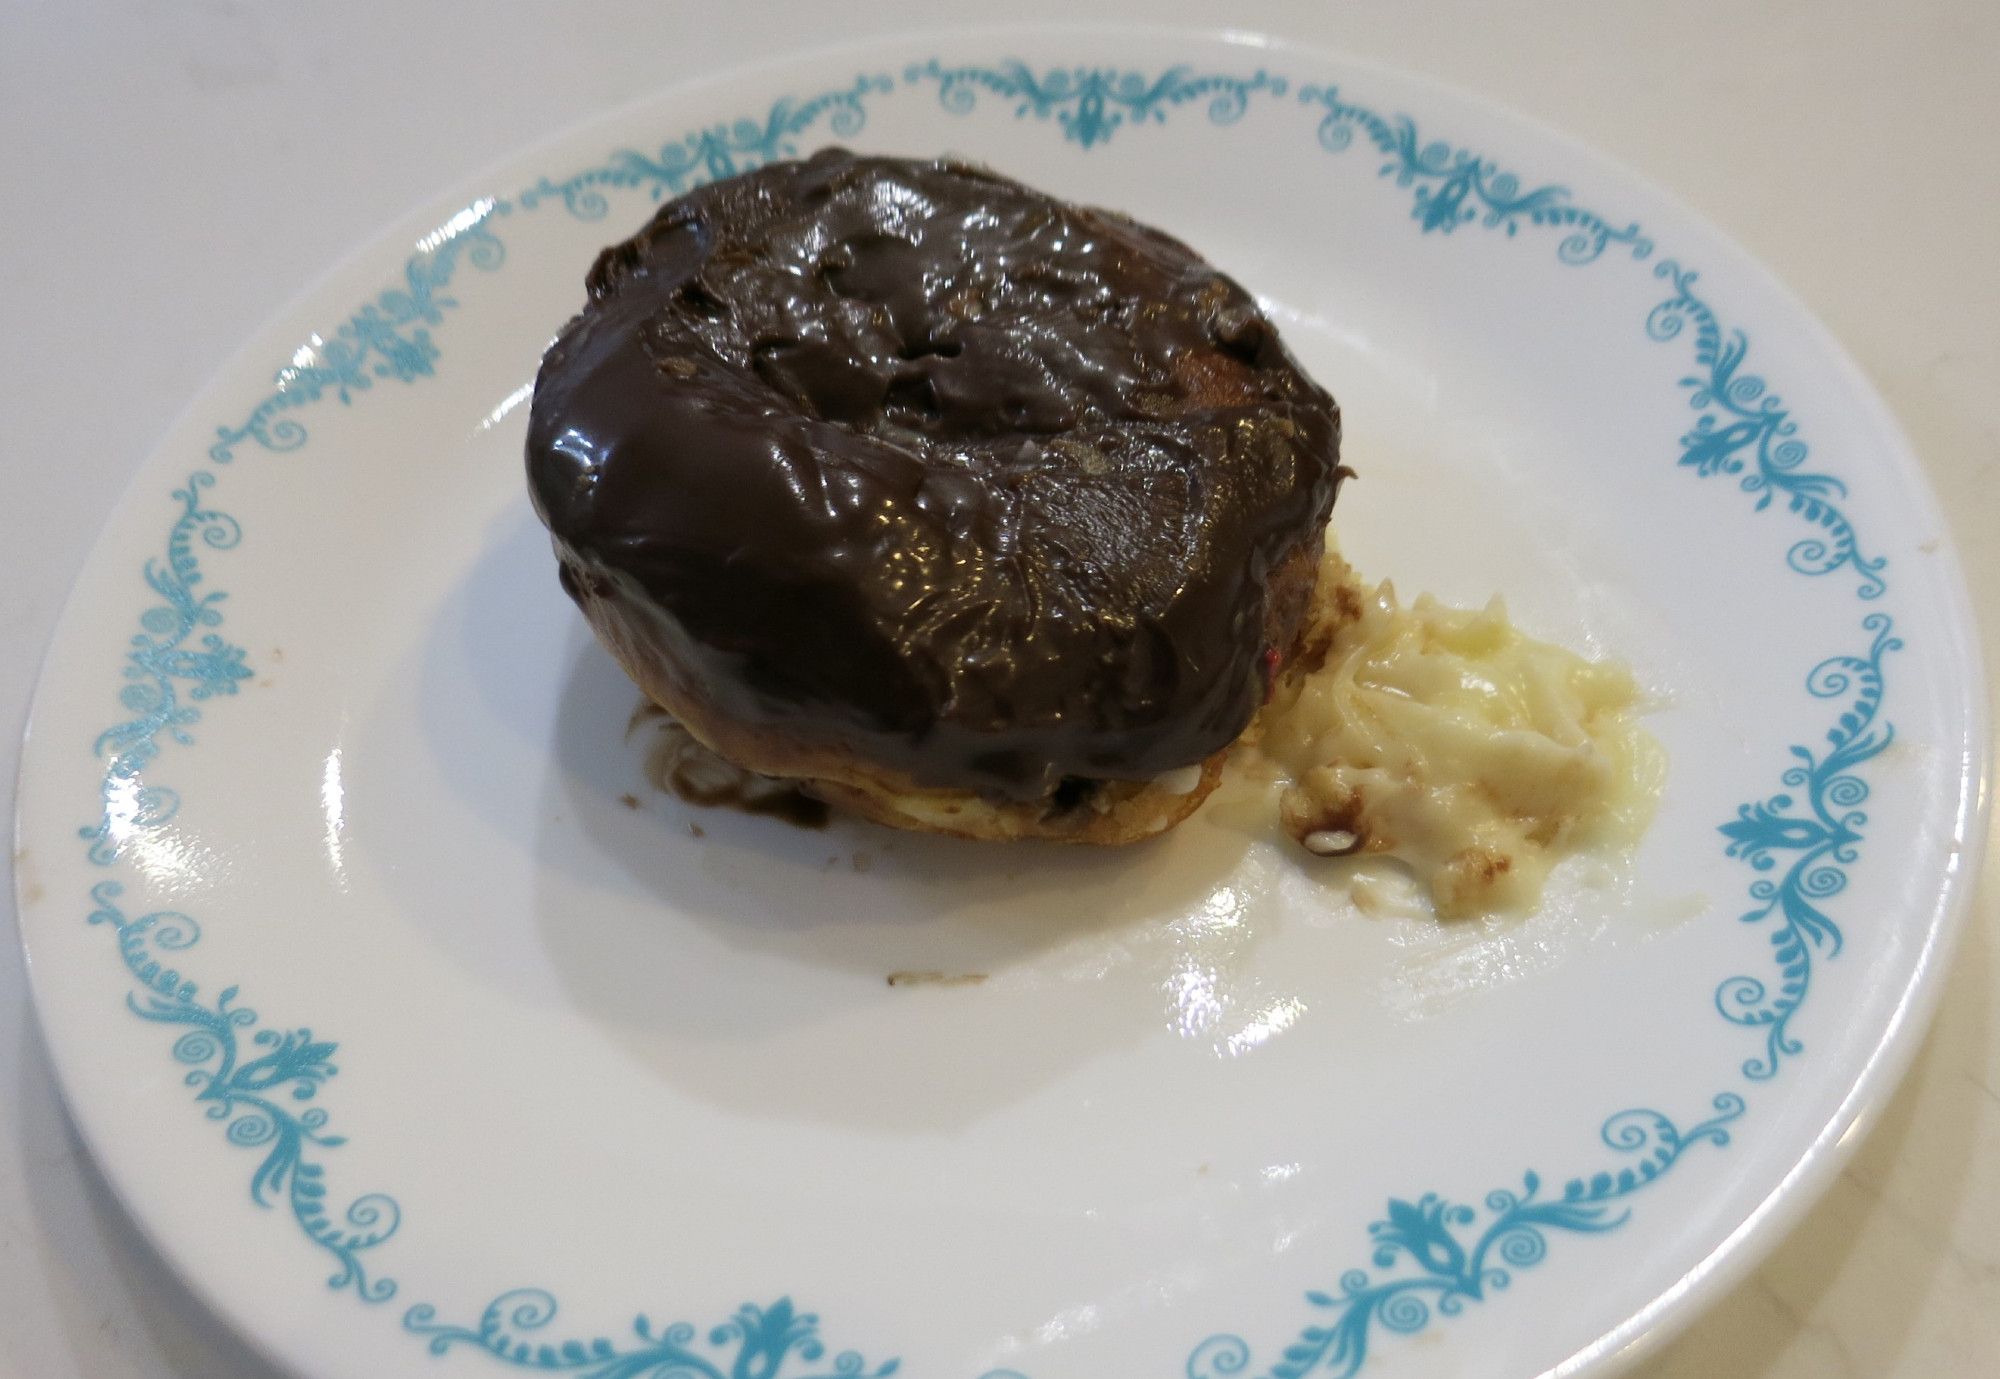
[[14, 27, 1988, 1379]]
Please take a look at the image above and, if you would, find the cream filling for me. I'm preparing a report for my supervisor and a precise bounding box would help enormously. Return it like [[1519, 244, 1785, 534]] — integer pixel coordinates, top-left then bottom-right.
[[1252, 555, 1664, 919]]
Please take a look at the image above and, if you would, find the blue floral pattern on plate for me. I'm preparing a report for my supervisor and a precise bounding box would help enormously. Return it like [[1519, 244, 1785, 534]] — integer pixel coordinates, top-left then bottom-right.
[[86, 880, 401, 1299], [1298, 84, 1650, 263], [79, 471, 251, 864], [518, 74, 893, 220], [211, 215, 507, 462], [1647, 261, 1889, 596], [403, 1293, 899, 1378], [1187, 1096, 1746, 1379], [70, 56, 1903, 1378], [905, 59, 1284, 148]]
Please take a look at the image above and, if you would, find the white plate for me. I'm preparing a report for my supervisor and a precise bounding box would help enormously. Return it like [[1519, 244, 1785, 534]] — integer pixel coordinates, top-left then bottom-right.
[[13, 27, 1988, 1379]]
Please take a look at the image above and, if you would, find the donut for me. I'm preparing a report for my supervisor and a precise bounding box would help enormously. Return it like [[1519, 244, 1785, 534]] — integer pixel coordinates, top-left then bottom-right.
[[527, 149, 1346, 842]]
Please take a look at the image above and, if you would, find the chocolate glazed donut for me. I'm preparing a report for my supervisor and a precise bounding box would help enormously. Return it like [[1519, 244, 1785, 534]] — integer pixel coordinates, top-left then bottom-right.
[[528, 149, 1346, 842]]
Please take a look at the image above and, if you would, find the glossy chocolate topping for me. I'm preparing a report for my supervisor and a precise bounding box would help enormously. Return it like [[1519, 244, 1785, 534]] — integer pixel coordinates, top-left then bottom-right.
[[527, 149, 1344, 800]]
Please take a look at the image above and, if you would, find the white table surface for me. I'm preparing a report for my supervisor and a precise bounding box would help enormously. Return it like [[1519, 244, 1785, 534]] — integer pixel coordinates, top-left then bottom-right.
[[3, 2, 1995, 1375]]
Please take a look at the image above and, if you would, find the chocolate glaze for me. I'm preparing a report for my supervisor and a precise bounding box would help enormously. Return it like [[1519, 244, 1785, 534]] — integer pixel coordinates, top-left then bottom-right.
[[528, 149, 1344, 800]]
